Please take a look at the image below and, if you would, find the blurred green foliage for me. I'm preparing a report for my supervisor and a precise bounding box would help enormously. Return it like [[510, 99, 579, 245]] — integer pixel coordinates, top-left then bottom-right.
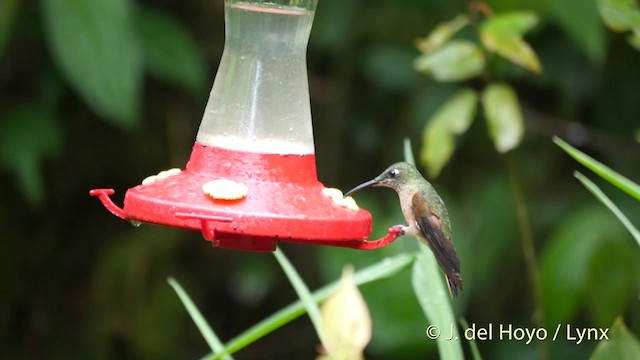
[[591, 318, 640, 360], [43, 0, 143, 128], [1, 0, 639, 359], [413, 8, 535, 175], [596, 0, 640, 51]]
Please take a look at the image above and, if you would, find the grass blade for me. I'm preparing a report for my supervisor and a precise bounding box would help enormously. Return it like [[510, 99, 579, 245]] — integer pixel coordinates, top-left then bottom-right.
[[459, 318, 483, 360], [404, 138, 416, 166], [167, 277, 234, 360], [554, 137, 640, 200], [574, 171, 640, 247], [201, 253, 415, 360], [273, 247, 327, 347], [412, 245, 464, 360]]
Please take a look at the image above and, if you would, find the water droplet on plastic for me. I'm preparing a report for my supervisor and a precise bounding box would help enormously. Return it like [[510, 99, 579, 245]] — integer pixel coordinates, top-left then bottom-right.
[[130, 221, 142, 228]]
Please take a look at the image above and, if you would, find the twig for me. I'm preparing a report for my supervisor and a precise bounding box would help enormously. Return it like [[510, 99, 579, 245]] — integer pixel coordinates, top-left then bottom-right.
[[505, 152, 548, 360]]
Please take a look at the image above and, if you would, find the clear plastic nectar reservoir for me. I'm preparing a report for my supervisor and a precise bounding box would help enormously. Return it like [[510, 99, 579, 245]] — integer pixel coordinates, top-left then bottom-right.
[[197, 1, 316, 155]]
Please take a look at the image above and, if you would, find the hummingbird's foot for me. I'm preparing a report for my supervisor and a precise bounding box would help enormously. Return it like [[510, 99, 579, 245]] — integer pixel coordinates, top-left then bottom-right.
[[389, 225, 408, 236]]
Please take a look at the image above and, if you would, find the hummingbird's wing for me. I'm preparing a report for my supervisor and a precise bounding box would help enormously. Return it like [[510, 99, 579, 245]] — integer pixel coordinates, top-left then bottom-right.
[[412, 192, 464, 297]]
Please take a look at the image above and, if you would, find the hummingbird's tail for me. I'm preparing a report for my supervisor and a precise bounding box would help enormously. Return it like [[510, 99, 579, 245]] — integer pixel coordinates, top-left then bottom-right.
[[445, 272, 464, 298]]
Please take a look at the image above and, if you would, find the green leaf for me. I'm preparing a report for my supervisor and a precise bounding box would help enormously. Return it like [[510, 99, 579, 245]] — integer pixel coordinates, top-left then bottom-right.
[[203, 253, 415, 359], [0, 104, 62, 205], [439, 88, 478, 134], [595, 0, 640, 31], [481, 83, 524, 153], [582, 242, 640, 327], [584, 239, 639, 326], [412, 245, 463, 360], [574, 171, 640, 247], [43, 0, 142, 129], [540, 206, 632, 325], [590, 318, 640, 360], [543, 0, 605, 62], [629, 27, 640, 49], [480, 11, 542, 73], [167, 277, 234, 360], [414, 40, 485, 82], [416, 15, 469, 53], [420, 88, 478, 177], [422, 121, 454, 179], [553, 137, 640, 200], [0, 0, 20, 58], [136, 7, 207, 94]]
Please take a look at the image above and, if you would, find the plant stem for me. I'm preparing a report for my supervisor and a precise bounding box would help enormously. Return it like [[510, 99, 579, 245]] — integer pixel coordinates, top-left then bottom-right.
[[505, 152, 548, 360], [273, 247, 327, 348], [167, 277, 234, 360]]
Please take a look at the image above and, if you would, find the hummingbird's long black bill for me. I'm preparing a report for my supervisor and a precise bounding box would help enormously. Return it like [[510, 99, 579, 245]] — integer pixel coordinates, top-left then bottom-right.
[[345, 179, 379, 196]]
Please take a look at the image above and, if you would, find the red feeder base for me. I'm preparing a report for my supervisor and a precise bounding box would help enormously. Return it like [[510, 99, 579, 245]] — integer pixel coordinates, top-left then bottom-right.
[[90, 143, 401, 251]]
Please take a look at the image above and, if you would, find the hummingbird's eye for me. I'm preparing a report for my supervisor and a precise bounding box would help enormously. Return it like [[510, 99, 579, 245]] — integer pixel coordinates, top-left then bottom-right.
[[388, 169, 399, 178]]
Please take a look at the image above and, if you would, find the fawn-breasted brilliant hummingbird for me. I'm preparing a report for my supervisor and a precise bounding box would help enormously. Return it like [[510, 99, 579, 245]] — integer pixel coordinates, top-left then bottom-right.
[[346, 162, 463, 297]]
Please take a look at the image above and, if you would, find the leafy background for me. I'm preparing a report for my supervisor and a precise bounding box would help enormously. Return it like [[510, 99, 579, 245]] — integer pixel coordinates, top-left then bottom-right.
[[1, 0, 639, 359]]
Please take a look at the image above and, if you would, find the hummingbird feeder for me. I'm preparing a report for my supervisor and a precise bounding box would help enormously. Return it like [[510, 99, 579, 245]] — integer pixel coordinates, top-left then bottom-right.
[[90, 0, 401, 251]]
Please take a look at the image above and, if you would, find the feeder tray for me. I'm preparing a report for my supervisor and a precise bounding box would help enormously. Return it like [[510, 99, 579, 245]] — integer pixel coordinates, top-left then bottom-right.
[[91, 144, 401, 251]]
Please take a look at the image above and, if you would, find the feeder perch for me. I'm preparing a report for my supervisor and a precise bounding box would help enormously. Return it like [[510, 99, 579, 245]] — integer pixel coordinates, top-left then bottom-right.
[[90, 0, 401, 251]]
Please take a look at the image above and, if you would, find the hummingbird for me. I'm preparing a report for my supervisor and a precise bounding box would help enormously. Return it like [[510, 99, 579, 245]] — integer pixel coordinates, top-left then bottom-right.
[[346, 162, 463, 297]]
